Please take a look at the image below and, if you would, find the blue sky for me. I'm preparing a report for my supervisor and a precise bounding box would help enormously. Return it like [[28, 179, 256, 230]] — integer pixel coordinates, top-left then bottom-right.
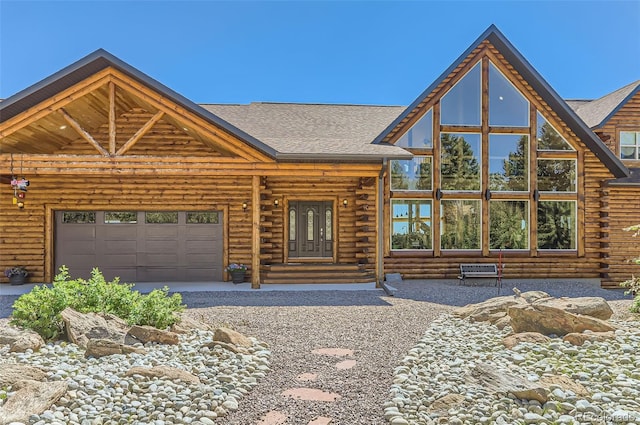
[[1, 1, 638, 105]]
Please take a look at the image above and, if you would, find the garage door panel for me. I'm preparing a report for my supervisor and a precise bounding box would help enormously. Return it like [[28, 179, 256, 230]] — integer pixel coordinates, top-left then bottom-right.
[[56, 211, 223, 282]]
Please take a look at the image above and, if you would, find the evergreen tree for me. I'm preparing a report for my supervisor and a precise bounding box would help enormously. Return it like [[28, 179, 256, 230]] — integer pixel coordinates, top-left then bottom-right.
[[490, 201, 527, 249], [390, 161, 408, 190], [441, 134, 480, 190], [537, 202, 574, 249], [415, 159, 432, 190]]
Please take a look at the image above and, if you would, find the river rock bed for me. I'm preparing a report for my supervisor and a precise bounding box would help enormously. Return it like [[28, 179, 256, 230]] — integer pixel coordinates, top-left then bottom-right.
[[385, 316, 640, 425], [0, 330, 271, 425]]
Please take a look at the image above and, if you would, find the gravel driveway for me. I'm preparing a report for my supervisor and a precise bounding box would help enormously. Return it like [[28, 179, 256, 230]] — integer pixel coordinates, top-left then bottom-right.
[[0, 279, 634, 424]]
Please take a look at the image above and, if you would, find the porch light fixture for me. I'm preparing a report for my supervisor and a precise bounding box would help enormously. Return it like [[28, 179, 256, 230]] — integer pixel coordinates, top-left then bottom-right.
[[343, 199, 348, 207], [274, 199, 279, 207], [242, 201, 248, 211]]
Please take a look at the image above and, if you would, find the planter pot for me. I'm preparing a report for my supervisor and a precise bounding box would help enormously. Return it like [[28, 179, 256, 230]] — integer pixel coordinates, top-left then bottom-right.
[[230, 271, 246, 284], [9, 275, 26, 285]]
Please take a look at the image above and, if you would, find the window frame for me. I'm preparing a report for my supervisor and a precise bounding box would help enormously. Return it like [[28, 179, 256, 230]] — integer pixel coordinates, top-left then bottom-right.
[[620, 130, 640, 160], [390, 199, 433, 251], [536, 200, 578, 251]]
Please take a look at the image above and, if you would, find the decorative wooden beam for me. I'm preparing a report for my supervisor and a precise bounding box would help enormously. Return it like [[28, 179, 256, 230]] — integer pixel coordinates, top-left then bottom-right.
[[116, 110, 164, 156], [109, 81, 116, 155], [59, 108, 109, 156], [251, 175, 261, 289]]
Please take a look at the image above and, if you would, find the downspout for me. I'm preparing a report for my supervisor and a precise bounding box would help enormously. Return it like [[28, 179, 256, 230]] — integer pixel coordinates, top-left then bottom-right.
[[378, 158, 394, 296]]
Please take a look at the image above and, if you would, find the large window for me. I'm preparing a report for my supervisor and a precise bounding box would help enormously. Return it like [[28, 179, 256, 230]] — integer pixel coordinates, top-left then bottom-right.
[[390, 157, 432, 191], [537, 113, 574, 151], [391, 200, 432, 250], [490, 201, 528, 249], [396, 109, 433, 148], [489, 134, 529, 191], [489, 62, 529, 127], [441, 133, 481, 191], [537, 201, 576, 250], [620, 131, 640, 160], [440, 63, 481, 126], [441, 200, 480, 250]]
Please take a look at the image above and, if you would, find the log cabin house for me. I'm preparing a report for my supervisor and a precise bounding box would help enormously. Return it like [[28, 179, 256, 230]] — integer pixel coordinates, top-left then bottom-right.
[[1, 25, 639, 288]]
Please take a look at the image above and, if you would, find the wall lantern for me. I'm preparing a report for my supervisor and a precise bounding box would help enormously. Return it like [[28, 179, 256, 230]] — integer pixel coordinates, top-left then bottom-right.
[[242, 201, 248, 212], [274, 199, 279, 207], [343, 199, 348, 208]]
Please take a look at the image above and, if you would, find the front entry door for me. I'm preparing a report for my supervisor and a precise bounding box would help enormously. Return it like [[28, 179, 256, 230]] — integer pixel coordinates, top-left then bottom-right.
[[288, 201, 333, 258]]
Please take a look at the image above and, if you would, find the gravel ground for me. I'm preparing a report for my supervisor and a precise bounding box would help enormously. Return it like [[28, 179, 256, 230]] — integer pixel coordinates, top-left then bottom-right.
[[0, 279, 636, 424]]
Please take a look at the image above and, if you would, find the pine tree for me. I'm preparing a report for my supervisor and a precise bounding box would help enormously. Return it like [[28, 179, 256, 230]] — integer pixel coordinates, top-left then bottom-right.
[[441, 134, 480, 190]]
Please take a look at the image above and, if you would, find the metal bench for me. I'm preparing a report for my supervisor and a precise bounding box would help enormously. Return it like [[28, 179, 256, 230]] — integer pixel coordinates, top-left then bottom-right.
[[458, 263, 501, 289]]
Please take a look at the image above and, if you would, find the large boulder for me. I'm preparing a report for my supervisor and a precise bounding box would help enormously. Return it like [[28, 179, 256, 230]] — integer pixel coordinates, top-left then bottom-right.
[[0, 380, 67, 424], [85, 339, 147, 358], [126, 325, 179, 345], [508, 304, 616, 336], [213, 327, 252, 348], [502, 332, 551, 349], [0, 326, 45, 353], [466, 363, 549, 403], [60, 308, 130, 348], [452, 291, 550, 324], [563, 331, 616, 346], [0, 365, 47, 387], [533, 297, 613, 320]]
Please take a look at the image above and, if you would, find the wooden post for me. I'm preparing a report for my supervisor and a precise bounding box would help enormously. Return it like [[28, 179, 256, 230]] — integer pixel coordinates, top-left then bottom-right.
[[481, 57, 490, 257], [251, 175, 261, 288], [109, 82, 116, 155]]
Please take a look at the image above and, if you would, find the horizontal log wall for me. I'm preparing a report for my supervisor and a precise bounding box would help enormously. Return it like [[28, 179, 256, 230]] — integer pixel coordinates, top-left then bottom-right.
[[595, 90, 640, 168], [263, 176, 376, 268], [603, 186, 640, 287], [0, 174, 254, 283]]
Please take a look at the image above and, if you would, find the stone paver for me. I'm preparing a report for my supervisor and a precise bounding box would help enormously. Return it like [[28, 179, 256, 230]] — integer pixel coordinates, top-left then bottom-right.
[[335, 359, 357, 370], [311, 348, 354, 357], [281, 387, 341, 402], [256, 410, 287, 425]]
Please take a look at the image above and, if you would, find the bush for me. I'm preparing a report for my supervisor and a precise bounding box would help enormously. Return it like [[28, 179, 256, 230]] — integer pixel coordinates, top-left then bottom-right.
[[10, 266, 185, 340]]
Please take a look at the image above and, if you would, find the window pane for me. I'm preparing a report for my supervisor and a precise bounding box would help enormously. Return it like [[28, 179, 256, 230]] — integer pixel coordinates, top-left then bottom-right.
[[489, 62, 529, 127], [307, 210, 314, 241], [396, 109, 433, 148], [489, 134, 529, 191], [391, 200, 432, 250], [537, 113, 573, 150], [620, 131, 640, 160], [441, 133, 481, 190], [441, 200, 480, 249], [105, 212, 137, 223], [146, 212, 178, 224], [620, 131, 637, 145], [289, 209, 296, 241], [62, 212, 96, 224], [186, 212, 219, 224], [621, 146, 638, 160], [325, 208, 332, 241], [490, 201, 528, 249], [537, 159, 576, 192], [538, 201, 576, 250], [441, 62, 481, 126], [390, 157, 432, 191]]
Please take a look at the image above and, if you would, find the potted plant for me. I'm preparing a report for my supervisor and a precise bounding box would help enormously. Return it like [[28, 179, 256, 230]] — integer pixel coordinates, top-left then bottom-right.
[[5, 266, 28, 285], [226, 263, 247, 284]]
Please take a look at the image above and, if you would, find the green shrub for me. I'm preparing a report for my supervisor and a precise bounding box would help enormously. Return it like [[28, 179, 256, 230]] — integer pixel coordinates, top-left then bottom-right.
[[10, 266, 185, 340]]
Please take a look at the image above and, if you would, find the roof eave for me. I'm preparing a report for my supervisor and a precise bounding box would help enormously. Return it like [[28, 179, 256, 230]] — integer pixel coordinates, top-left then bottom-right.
[[0, 49, 279, 160], [275, 152, 413, 162]]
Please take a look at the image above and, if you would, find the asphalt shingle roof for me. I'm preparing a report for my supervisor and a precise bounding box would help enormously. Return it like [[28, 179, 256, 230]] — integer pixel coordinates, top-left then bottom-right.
[[202, 103, 409, 159], [567, 80, 640, 128]]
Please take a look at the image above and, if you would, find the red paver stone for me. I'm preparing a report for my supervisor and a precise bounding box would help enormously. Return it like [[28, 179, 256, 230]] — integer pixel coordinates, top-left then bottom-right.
[[281, 387, 341, 402], [308, 417, 333, 425], [335, 359, 357, 370], [256, 410, 288, 425], [311, 348, 354, 357], [296, 372, 318, 381]]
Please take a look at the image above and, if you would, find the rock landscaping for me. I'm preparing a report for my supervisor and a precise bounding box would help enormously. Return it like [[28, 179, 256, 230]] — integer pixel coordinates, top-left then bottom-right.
[[0, 309, 270, 425], [386, 290, 640, 425]]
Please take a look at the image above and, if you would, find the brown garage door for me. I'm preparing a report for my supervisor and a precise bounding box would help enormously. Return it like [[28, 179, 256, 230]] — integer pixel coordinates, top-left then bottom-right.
[[55, 211, 223, 282]]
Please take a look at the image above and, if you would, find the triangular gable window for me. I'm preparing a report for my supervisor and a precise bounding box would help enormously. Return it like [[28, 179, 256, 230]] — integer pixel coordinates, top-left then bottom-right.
[[537, 112, 574, 150], [440, 62, 481, 126], [396, 108, 433, 148], [489, 62, 529, 127]]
